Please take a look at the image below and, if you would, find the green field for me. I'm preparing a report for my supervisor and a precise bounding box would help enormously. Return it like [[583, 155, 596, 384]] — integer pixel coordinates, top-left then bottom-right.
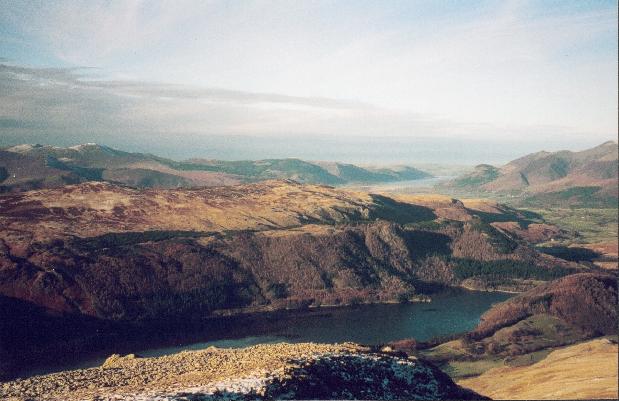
[[528, 208, 618, 244]]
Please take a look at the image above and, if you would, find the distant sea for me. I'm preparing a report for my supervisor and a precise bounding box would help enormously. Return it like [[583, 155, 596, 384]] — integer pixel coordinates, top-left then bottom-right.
[[0, 133, 605, 166]]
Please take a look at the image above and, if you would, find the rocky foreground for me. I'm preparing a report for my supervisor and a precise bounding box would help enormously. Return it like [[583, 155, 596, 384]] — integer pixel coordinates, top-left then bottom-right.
[[1, 343, 483, 401]]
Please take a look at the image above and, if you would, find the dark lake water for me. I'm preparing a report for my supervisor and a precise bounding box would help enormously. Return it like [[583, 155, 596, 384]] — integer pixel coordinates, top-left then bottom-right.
[[34, 288, 510, 376]]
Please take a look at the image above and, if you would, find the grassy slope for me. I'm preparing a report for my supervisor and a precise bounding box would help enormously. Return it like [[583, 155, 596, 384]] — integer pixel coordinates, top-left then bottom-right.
[[458, 338, 618, 400], [529, 207, 618, 270], [420, 314, 592, 380], [529, 208, 618, 245]]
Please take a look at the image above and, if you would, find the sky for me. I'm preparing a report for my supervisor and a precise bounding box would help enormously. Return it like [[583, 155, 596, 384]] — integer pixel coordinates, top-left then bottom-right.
[[0, 0, 617, 164]]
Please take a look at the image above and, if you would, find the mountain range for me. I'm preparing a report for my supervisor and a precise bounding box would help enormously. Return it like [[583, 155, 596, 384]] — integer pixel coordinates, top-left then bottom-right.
[[0, 140, 617, 398], [0, 143, 431, 192], [4, 141, 616, 209], [440, 141, 618, 207]]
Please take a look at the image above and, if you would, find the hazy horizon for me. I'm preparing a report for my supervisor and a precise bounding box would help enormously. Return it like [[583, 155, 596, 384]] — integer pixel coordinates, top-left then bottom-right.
[[0, 134, 614, 166]]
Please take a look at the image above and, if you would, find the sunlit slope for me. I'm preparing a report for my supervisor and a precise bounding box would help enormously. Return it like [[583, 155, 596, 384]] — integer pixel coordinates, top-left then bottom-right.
[[0, 180, 377, 240], [459, 338, 618, 400], [420, 272, 617, 390]]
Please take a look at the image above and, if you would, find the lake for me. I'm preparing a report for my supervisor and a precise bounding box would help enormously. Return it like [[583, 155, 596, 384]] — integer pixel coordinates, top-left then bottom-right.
[[345, 176, 455, 194], [31, 288, 510, 376]]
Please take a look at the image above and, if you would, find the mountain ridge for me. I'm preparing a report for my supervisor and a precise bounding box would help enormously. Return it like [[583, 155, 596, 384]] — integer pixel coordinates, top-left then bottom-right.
[[0, 143, 432, 191], [440, 141, 618, 207]]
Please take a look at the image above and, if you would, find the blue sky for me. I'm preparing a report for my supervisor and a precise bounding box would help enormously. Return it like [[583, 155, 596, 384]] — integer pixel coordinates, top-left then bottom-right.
[[0, 0, 617, 162]]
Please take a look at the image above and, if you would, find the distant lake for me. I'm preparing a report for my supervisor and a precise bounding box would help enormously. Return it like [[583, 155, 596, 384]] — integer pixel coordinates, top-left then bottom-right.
[[346, 176, 455, 193], [28, 288, 510, 377]]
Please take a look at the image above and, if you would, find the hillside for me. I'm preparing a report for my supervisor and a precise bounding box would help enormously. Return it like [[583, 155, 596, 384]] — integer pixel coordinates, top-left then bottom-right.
[[440, 141, 618, 207], [315, 161, 431, 183], [0, 149, 90, 192], [470, 272, 617, 340], [420, 272, 617, 398], [0, 143, 431, 191], [458, 338, 618, 400], [0, 181, 579, 318], [0, 180, 584, 378]]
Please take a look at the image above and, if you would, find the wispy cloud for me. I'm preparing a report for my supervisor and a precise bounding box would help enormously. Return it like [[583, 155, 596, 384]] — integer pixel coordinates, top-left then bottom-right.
[[0, 63, 373, 110], [0, 62, 600, 142]]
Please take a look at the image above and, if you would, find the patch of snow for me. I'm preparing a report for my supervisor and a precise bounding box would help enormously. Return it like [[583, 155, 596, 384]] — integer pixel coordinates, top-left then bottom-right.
[[68, 143, 99, 151], [6, 144, 35, 153]]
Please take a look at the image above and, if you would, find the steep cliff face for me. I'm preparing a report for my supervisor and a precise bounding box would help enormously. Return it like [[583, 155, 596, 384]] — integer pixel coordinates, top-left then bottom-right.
[[0, 218, 574, 322], [0, 222, 420, 320]]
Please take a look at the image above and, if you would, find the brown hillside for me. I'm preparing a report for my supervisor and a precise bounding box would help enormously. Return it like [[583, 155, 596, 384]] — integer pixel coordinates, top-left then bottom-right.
[[0, 150, 87, 192], [0, 180, 376, 243], [420, 273, 618, 392], [1, 143, 433, 190], [442, 141, 618, 206], [487, 141, 618, 193], [0, 181, 579, 321], [471, 272, 617, 339], [459, 338, 618, 400]]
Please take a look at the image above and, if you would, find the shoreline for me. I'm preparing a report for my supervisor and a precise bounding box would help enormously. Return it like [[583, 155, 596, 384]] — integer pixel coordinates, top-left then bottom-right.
[[211, 293, 433, 317], [458, 284, 524, 295], [211, 283, 524, 318]]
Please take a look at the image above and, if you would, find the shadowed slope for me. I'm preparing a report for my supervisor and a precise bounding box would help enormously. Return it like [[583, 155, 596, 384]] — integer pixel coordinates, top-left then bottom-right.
[[470, 272, 617, 340]]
